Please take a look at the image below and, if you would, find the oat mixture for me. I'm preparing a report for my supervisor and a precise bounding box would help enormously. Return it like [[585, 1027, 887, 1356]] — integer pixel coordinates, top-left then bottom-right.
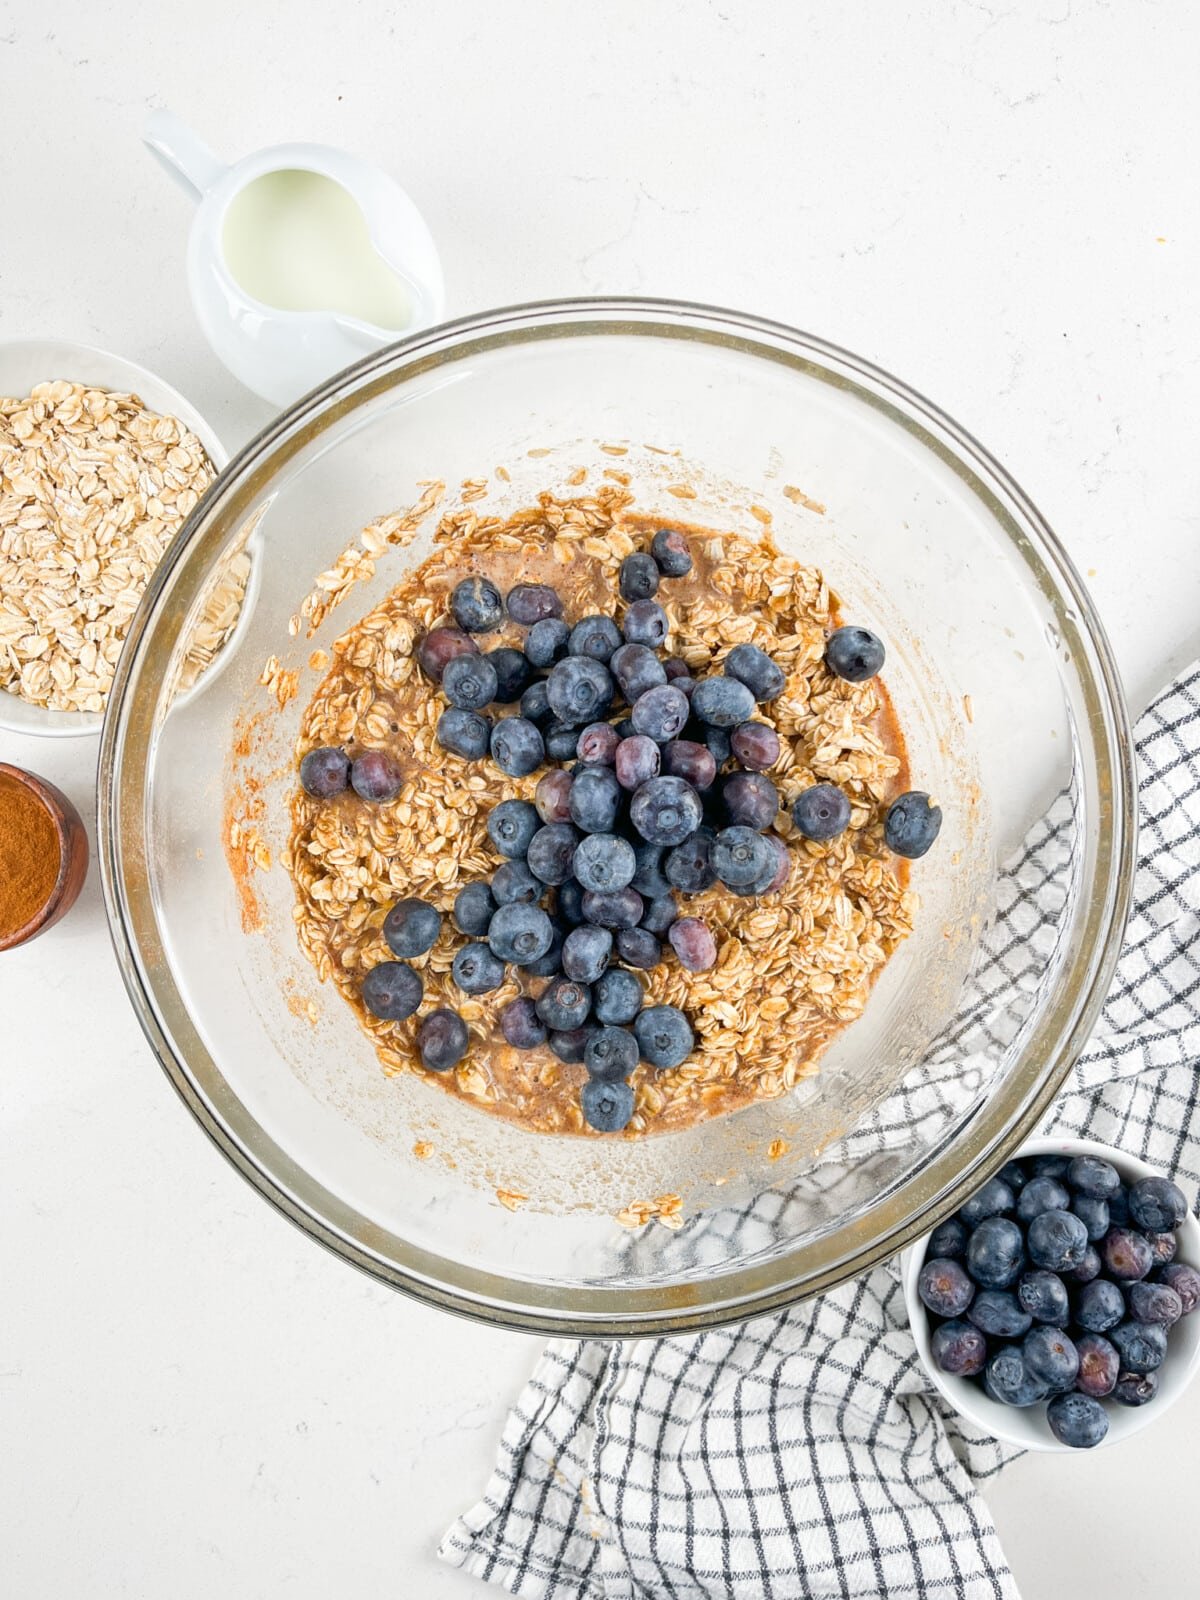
[[287, 486, 917, 1137], [0, 380, 237, 711]]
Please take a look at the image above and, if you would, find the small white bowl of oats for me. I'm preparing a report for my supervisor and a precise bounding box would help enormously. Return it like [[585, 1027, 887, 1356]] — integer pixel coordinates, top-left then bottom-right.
[[0, 338, 230, 737]]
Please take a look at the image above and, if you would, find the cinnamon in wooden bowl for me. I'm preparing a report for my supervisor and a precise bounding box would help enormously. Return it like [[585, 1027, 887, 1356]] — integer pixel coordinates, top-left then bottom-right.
[[0, 763, 88, 950]]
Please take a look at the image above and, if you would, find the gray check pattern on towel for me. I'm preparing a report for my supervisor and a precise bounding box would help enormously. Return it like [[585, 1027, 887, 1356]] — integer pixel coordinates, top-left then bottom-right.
[[440, 667, 1200, 1600]]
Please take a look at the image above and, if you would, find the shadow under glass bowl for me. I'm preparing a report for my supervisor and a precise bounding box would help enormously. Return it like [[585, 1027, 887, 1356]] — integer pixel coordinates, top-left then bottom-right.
[[97, 298, 1136, 1335]]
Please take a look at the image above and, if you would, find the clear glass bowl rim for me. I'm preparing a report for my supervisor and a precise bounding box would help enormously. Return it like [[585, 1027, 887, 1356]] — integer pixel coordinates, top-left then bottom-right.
[[97, 296, 1137, 1335]]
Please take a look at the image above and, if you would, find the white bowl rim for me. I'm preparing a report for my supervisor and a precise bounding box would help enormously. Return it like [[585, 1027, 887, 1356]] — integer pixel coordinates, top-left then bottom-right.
[[903, 1134, 1200, 1452], [0, 336, 231, 740]]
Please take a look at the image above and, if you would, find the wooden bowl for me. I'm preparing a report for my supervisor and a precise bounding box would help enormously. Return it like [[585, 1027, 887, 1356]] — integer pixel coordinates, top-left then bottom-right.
[[0, 763, 89, 951]]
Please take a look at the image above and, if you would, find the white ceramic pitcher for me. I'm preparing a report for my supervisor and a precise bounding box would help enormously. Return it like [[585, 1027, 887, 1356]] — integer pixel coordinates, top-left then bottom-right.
[[144, 109, 445, 406]]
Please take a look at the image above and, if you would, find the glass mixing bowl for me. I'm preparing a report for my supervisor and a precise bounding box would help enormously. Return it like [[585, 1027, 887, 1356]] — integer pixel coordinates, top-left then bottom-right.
[[98, 299, 1135, 1335]]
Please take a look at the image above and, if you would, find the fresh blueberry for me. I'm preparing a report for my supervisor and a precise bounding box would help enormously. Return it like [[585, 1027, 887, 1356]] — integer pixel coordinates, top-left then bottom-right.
[[884, 792, 943, 859], [569, 765, 622, 833], [631, 841, 672, 899], [1017, 1176, 1071, 1222], [1101, 1227, 1154, 1282], [519, 679, 554, 728], [1128, 1175, 1188, 1233], [1110, 1320, 1168, 1374], [417, 625, 478, 682], [824, 624, 885, 683], [665, 827, 717, 893], [1112, 1370, 1159, 1406], [1047, 1391, 1108, 1448], [712, 826, 775, 890], [791, 784, 851, 843], [438, 708, 491, 760], [1076, 1247, 1106, 1282], [577, 722, 620, 765], [959, 1177, 1016, 1229], [490, 716, 545, 778], [491, 860, 542, 906], [640, 894, 679, 937], [1074, 1333, 1120, 1398], [619, 552, 661, 601], [668, 917, 717, 972], [630, 776, 704, 846], [966, 1216, 1025, 1288], [562, 924, 613, 984], [723, 642, 786, 702], [526, 823, 579, 886], [1031, 1154, 1071, 1179], [1161, 1263, 1200, 1313], [1148, 1231, 1178, 1267], [581, 887, 644, 929], [1128, 1280, 1183, 1326], [556, 879, 586, 926], [438, 652, 499, 710], [594, 967, 644, 1025], [663, 655, 690, 682], [999, 1160, 1028, 1192], [968, 1290, 1032, 1339], [616, 927, 661, 969], [663, 738, 717, 791], [730, 721, 781, 771], [452, 942, 505, 995], [454, 880, 496, 937], [1107, 1185, 1132, 1227], [581, 1076, 635, 1133], [651, 527, 693, 577], [417, 1008, 469, 1072], [611, 642, 667, 704], [1016, 1270, 1071, 1327], [483, 647, 534, 703], [569, 613, 623, 663], [1071, 1193, 1110, 1242], [634, 1004, 694, 1069], [487, 799, 540, 859], [549, 1026, 595, 1064], [361, 961, 423, 1021], [615, 718, 637, 740], [928, 1218, 970, 1260], [723, 771, 780, 830], [299, 745, 349, 797], [585, 1025, 639, 1081], [523, 917, 566, 977], [487, 903, 554, 964], [692, 675, 756, 729], [450, 576, 504, 633], [548, 656, 615, 726], [631, 685, 690, 743], [917, 1257, 975, 1317], [383, 897, 441, 957], [622, 599, 669, 649], [536, 977, 592, 1032], [615, 734, 662, 790], [984, 1347, 1048, 1408], [1023, 1326, 1080, 1391], [525, 616, 571, 668], [350, 750, 404, 802], [1067, 1155, 1121, 1199], [1028, 1209, 1090, 1272], [499, 997, 548, 1049], [505, 582, 563, 625], [931, 1319, 988, 1377], [753, 833, 793, 896], [1075, 1278, 1126, 1334], [535, 769, 574, 824], [705, 726, 733, 766]]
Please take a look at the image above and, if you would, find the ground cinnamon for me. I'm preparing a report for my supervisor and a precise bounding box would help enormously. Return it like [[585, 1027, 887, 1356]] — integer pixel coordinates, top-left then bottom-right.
[[0, 773, 60, 935]]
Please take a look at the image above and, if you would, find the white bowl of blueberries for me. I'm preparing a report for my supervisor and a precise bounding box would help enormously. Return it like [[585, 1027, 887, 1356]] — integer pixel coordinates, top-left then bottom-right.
[[903, 1137, 1200, 1450]]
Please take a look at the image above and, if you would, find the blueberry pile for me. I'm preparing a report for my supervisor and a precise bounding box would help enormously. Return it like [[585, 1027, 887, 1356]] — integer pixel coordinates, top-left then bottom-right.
[[918, 1153, 1199, 1448], [300, 527, 943, 1135]]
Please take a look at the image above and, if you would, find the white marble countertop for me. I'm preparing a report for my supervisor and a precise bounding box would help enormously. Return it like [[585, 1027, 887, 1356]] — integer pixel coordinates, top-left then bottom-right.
[[3, 3, 1199, 1595]]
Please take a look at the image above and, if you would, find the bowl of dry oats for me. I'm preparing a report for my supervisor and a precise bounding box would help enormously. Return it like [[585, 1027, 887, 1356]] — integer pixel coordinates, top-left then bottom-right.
[[0, 338, 241, 736], [97, 300, 1135, 1334]]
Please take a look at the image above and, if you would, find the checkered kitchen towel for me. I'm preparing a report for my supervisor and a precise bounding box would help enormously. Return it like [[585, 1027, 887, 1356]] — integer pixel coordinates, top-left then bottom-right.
[[441, 666, 1200, 1600]]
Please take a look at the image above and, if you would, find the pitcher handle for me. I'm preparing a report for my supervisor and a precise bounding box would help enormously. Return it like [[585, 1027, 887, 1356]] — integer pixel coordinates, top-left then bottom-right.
[[142, 109, 227, 203]]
